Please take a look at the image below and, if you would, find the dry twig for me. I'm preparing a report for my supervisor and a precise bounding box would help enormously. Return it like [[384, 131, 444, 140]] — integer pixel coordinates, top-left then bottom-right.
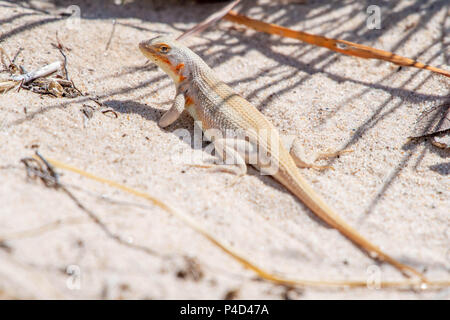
[[175, 1, 450, 78], [38, 154, 450, 290]]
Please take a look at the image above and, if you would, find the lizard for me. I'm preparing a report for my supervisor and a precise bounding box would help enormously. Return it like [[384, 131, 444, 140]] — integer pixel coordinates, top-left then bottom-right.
[[138, 35, 426, 281]]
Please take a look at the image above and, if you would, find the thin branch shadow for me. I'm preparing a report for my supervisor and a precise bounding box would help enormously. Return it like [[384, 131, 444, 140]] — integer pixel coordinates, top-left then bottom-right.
[[429, 162, 449, 175], [105, 98, 435, 271], [1, 0, 448, 276]]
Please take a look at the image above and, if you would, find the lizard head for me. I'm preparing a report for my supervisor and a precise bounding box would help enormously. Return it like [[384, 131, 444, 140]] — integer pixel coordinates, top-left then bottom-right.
[[139, 36, 189, 84]]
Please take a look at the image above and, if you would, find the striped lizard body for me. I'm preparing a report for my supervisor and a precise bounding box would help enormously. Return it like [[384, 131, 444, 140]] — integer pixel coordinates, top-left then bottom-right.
[[139, 36, 425, 281]]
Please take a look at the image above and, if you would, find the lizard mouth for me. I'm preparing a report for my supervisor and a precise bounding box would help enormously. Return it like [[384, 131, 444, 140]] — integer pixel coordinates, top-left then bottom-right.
[[139, 41, 158, 60], [138, 41, 181, 83], [139, 41, 171, 69], [140, 41, 175, 68]]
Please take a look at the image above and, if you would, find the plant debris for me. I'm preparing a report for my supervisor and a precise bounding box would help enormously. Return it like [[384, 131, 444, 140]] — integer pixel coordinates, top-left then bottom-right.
[[409, 101, 450, 149], [176, 256, 204, 281], [223, 288, 239, 300], [0, 47, 82, 97], [176, 1, 450, 78]]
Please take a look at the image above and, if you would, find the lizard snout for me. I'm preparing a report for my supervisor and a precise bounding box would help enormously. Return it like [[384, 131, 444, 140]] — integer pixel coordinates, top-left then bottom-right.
[[139, 41, 158, 61], [139, 40, 150, 52]]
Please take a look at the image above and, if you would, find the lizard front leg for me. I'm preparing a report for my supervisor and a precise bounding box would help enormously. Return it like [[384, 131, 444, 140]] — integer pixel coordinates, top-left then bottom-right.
[[158, 90, 186, 128]]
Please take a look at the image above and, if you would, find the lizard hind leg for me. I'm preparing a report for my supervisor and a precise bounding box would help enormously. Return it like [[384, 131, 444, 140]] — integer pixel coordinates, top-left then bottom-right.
[[210, 138, 248, 177], [315, 149, 353, 161], [188, 138, 249, 186], [289, 139, 333, 170], [289, 138, 352, 171]]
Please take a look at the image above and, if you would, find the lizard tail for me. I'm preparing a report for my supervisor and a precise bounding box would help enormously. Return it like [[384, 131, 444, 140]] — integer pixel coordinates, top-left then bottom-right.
[[280, 168, 427, 282]]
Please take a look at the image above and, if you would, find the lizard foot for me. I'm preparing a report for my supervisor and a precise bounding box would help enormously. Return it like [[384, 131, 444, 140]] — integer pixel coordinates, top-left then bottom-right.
[[289, 139, 352, 171], [315, 149, 353, 161], [187, 163, 246, 176]]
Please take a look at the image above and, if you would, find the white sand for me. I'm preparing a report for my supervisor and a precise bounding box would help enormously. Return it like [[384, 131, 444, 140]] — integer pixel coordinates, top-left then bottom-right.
[[0, 0, 448, 299]]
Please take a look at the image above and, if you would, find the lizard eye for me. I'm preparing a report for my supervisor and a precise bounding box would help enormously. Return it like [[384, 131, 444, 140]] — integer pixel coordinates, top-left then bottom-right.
[[158, 45, 170, 53]]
